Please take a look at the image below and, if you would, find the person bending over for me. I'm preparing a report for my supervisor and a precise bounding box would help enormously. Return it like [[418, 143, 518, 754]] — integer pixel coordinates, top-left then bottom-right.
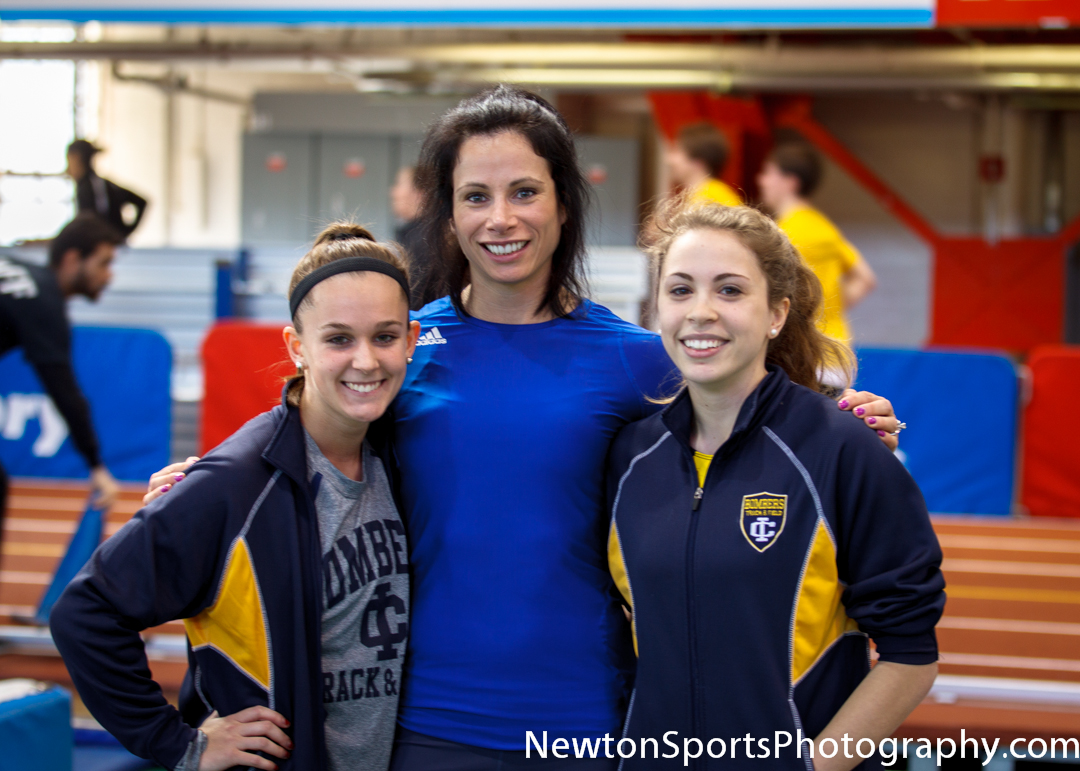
[[0, 213, 122, 534]]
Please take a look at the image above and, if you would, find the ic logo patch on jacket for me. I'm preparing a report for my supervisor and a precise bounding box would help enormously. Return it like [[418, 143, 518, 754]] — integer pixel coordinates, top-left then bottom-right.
[[741, 492, 787, 552]]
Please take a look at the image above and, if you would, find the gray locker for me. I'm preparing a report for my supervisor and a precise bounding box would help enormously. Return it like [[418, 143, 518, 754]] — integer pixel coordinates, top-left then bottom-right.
[[241, 134, 314, 245], [317, 135, 395, 241], [575, 136, 640, 248]]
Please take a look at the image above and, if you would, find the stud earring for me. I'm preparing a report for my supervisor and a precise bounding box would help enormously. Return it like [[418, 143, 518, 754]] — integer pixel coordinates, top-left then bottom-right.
[[769, 329, 778, 337], [407, 357, 413, 364]]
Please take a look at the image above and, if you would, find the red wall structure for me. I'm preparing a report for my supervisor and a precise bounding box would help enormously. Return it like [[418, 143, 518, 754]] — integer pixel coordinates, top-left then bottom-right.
[[931, 238, 1065, 351], [200, 322, 294, 454], [1023, 347, 1080, 519], [936, 0, 1080, 27]]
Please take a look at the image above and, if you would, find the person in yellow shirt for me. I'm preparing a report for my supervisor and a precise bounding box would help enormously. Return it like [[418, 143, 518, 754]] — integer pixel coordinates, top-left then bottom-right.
[[757, 142, 877, 344], [666, 122, 743, 207]]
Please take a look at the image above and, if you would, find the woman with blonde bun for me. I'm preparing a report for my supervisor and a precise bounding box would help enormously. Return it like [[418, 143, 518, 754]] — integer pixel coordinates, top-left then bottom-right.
[[51, 224, 420, 771]]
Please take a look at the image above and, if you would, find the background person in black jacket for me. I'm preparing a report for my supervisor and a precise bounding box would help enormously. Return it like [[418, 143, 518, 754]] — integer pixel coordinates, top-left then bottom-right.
[[66, 139, 148, 241], [0, 213, 123, 539]]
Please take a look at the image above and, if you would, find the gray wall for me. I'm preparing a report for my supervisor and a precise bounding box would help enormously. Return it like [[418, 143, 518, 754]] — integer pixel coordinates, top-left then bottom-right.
[[243, 92, 640, 249]]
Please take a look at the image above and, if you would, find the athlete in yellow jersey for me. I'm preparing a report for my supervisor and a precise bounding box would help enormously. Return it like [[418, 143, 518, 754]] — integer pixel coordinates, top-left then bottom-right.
[[667, 122, 743, 208], [758, 142, 877, 344]]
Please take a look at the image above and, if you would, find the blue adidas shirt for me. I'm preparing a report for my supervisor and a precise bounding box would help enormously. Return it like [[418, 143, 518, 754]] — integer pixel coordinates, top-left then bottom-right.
[[392, 297, 675, 749]]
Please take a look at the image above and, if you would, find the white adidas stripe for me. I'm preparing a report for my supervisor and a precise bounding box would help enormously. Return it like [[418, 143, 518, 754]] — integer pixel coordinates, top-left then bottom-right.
[[417, 326, 448, 346]]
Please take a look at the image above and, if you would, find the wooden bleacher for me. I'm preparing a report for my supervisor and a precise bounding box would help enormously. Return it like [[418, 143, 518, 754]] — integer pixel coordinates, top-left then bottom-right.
[[0, 481, 187, 705], [903, 516, 1080, 744], [2, 481, 1079, 743]]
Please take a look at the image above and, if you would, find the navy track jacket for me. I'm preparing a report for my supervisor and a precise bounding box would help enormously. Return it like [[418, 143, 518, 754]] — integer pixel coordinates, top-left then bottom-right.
[[607, 368, 945, 770], [50, 392, 401, 770]]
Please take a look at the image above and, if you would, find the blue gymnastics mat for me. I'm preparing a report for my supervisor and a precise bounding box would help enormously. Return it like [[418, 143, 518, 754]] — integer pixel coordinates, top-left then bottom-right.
[[855, 347, 1019, 515]]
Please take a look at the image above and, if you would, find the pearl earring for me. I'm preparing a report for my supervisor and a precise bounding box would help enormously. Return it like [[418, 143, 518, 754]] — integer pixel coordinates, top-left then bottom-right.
[[769, 329, 778, 337]]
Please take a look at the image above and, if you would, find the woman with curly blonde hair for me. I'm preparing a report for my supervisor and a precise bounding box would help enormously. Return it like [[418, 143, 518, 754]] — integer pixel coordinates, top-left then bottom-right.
[[607, 201, 943, 770]]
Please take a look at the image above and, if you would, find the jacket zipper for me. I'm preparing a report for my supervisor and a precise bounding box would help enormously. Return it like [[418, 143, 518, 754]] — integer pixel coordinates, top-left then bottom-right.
[[686, 480, 704, 768]]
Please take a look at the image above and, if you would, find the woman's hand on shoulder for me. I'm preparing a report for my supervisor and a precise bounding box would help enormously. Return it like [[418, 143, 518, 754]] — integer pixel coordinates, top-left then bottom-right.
[[837, 390, 899, 452], [198, 707, 292, 771], [143, 456, 200, 505]]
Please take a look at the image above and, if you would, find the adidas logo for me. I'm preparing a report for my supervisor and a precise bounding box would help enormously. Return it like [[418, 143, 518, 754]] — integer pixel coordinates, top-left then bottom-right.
[[416, 326, 448, 346]]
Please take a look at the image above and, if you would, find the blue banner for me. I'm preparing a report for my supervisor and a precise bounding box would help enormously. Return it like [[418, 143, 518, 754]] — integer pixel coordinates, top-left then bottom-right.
[[34, 498, 104, 623], [0, 327, 171, 481], [0, 2, 935, 27], [855, 348, 1018, 516]]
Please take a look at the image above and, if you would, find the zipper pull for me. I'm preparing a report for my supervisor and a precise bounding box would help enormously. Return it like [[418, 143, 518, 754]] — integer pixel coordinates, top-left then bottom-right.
[[692, 487, 704, 511]]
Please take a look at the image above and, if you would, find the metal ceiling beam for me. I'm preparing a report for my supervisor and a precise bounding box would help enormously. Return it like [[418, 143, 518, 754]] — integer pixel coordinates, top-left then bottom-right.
[[4, 40, 1080, 71], [4, 40, 1080, 92]]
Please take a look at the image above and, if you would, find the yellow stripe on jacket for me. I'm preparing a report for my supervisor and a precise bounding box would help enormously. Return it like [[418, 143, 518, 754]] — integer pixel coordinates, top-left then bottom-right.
[[791, 519, 859, 685], [608, 522, 637, 656], [184, 537, 271, 690]]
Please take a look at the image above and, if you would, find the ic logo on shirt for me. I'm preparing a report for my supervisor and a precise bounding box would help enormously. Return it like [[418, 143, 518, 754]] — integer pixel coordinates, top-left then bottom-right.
[[740, 492, 787, 553]]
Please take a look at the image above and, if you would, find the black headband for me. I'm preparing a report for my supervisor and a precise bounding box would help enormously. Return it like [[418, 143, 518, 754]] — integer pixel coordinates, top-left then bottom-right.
[[289, 257, 410, 318]]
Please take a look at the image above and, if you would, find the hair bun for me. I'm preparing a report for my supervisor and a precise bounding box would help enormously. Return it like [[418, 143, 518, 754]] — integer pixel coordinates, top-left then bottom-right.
[[315, 222, 376, 246]]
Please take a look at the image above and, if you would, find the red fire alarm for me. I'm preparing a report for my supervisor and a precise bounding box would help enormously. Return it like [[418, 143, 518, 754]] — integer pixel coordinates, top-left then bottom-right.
[[587, 164, 608, 185], [343, 158, 366, 179], [265, 153, 287, 173], [978, 155, 1005, 184]]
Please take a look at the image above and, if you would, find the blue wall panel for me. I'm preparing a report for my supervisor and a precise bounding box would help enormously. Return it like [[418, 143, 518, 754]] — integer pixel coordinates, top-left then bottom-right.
[[855, 348, 1017, 515], [0, 327, 171, 481]]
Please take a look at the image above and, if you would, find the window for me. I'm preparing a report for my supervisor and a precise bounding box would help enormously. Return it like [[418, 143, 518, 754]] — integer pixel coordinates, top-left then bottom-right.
[[0, 24, 78, 245]]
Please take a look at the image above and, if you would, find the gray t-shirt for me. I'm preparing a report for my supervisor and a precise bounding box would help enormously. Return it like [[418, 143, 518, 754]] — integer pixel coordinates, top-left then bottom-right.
[[305, 432, 409, 771]]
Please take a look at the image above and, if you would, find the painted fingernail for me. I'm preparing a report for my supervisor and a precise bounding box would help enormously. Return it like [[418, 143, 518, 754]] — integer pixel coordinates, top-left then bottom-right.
[[877, 430, 887, 437], [867, 417, 877, 425], [855, 407, 865, 416], [161, 484, 171, 493], [174, 474, 185, 482], [838, 400, 849, 409]]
